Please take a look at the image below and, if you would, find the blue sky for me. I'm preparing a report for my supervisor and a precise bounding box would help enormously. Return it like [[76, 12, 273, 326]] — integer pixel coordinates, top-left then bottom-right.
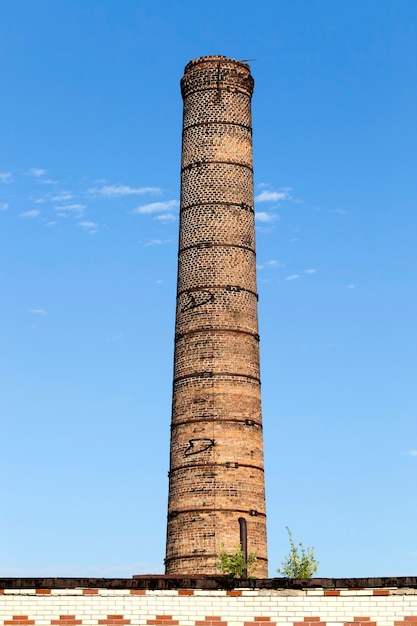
[[0, 0, 416, 578]]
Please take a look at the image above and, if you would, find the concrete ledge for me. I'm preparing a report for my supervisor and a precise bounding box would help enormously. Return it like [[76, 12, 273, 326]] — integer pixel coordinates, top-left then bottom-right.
[[0, 576, 416, 590]]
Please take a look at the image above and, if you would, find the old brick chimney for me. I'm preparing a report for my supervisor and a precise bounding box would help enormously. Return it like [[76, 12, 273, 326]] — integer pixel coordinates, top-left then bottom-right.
[[165, 56, 268, 576]]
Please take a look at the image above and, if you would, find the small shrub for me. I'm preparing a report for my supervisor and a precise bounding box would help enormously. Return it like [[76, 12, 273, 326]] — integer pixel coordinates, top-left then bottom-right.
[[277, 526, 319, 578], [217, 543, 257, 578]]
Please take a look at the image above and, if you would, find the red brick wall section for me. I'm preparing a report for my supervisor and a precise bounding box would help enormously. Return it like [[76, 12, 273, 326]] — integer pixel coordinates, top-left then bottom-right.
[[294, 618, 326, 626], [344, 619, 376, 626], [147, 618, 179, 626], [195, 618, 228, 626], [2, 616, 417, 626]]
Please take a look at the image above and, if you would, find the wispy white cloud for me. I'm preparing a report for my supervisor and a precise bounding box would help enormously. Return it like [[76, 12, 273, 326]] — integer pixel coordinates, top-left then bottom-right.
[[144, 239, 163, 246], [34, 191, 73, 204], [47, 221, 57, 227], [143, 238, 174, 247], [40, 178, 58, 185], [0, 172, 12, 183], [314, 206, 348, 215], [155, 213, 177, 221], [0, 202, 8, 211], [78, 221, 98, 233], [285, 274, 300, 281], [20, 209, 40, 218], [346, 284, 355, 289], [257, 259, 282, 270], [305, 269, 317, 274], [27, 168, 47, 177], [134, 199, 179, 215], [90, 184, 162, 197], [255, 190, 289, 203], [52, 192, 74, 202], [29, 307, 47, 315], [54, 203, 86, 216], [402, 450, 417, 457], [255, 211, 279, 223]]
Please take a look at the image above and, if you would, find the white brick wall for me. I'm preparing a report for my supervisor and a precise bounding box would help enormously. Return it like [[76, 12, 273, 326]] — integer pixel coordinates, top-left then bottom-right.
[[0, 586, 416, 626]]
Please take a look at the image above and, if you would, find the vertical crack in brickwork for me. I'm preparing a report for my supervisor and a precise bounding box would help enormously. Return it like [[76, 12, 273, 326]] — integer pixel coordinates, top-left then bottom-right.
[[165, 55, 268, 576]]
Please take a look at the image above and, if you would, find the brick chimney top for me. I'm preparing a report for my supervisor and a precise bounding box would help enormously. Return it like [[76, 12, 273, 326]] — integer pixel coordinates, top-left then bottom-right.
[[181, 55, 254, 99], [184, 56, 251, 72]]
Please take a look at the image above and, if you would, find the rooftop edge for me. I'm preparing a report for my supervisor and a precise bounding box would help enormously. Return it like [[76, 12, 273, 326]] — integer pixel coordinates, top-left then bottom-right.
[[0, 577, 416, 590]]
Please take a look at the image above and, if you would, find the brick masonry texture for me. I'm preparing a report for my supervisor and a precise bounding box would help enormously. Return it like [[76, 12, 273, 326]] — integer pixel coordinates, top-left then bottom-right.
[[1, 583, 417, 625], [165, 56, 267, 575]]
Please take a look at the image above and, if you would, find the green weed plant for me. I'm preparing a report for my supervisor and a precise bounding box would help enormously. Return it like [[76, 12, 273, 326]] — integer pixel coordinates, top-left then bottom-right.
[[277, 526, 319, 579], [218, 543, 257, 578]]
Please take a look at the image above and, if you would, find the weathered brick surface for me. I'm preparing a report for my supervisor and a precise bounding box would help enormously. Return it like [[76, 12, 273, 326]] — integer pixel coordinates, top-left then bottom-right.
[[165, 56, 267, 575]]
